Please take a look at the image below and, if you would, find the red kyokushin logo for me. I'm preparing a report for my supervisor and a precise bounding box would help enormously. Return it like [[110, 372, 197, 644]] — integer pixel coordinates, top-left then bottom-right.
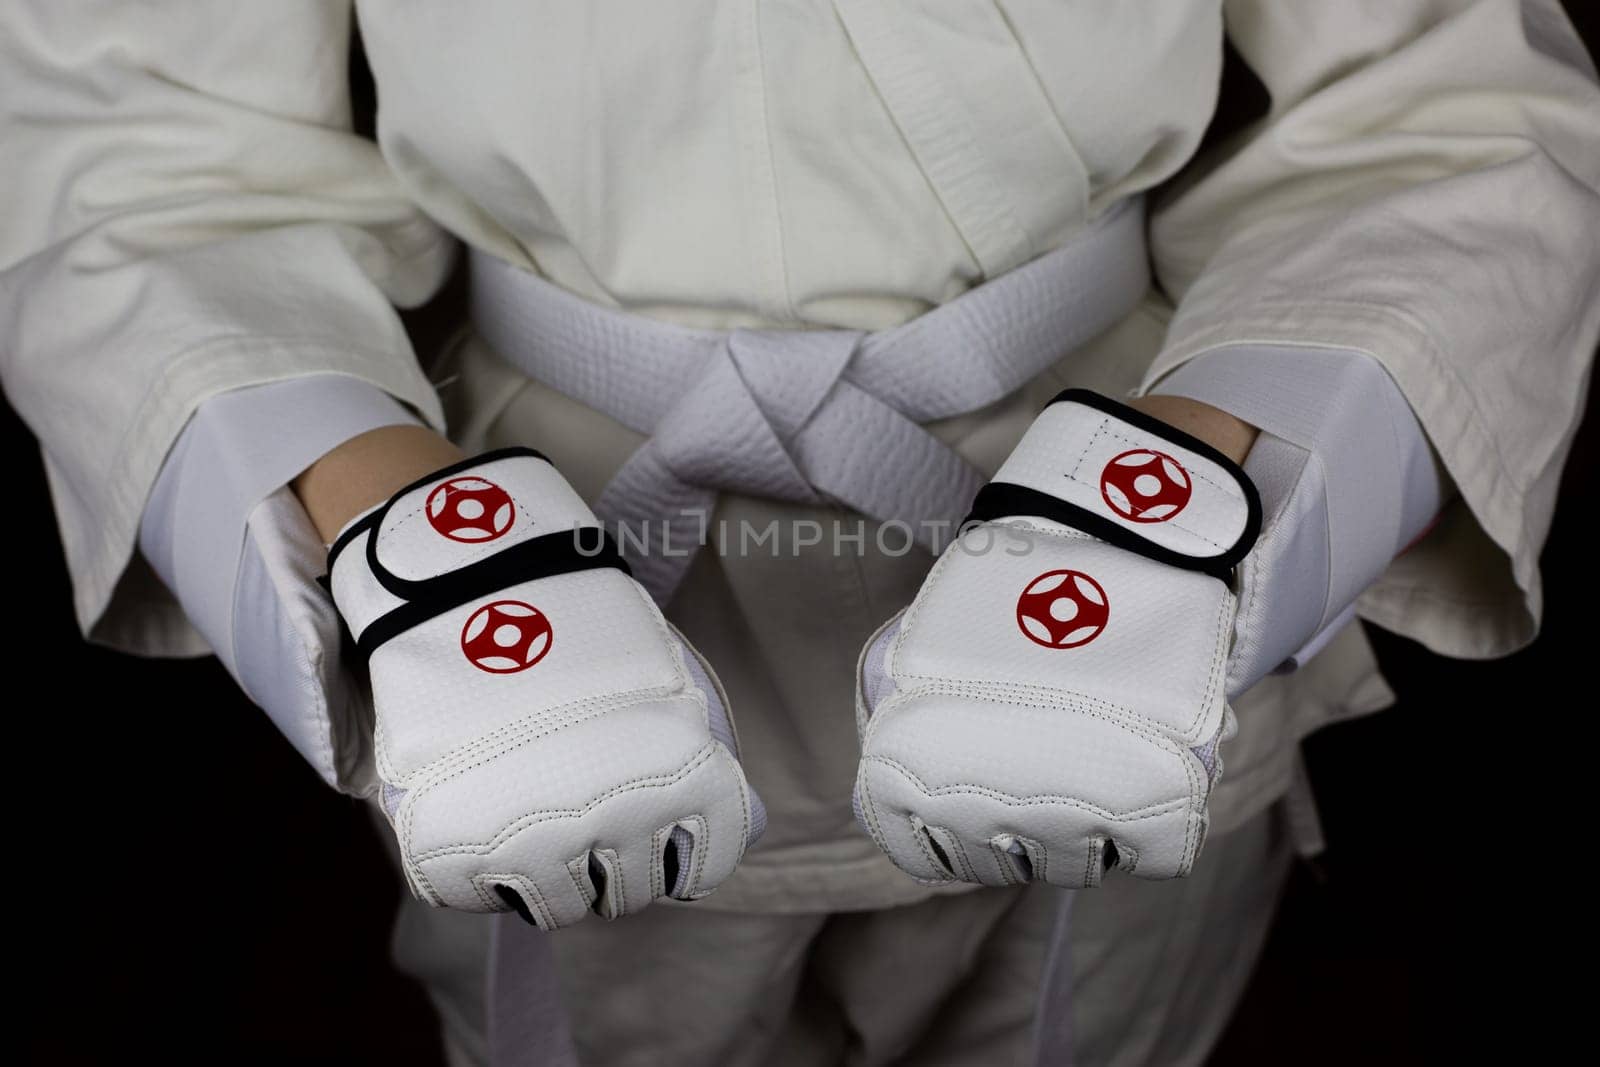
[[461, 601, 553, 674], [1016, 570, 1110, 649], [1099, 449, 1192, 523], [427, 477, 515, 542]]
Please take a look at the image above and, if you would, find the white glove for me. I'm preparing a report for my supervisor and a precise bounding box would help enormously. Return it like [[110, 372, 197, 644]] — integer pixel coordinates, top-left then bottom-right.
[[328, 448, 762, 927], [855, 391, 1260, 888], [1151, 345, 1447, 698]]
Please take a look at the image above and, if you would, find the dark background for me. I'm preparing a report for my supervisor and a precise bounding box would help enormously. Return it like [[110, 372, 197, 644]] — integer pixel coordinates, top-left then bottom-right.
[[16, 6, 1597, 1064]]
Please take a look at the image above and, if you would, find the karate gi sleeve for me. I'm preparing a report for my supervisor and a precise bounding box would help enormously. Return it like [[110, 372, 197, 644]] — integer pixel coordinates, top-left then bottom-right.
[[0, 1, 457, 652], [1143, 0, 1600, 658]]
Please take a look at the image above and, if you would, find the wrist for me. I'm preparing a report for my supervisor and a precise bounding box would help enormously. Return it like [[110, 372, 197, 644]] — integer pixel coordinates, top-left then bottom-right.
[[292, 425, 464, 542], [1127, 395, 1258, 465]]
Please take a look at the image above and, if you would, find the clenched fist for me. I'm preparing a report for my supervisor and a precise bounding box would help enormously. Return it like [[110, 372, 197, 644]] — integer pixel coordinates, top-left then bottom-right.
[[855, 391, 1259, 888], [329, 449, 762, 927]]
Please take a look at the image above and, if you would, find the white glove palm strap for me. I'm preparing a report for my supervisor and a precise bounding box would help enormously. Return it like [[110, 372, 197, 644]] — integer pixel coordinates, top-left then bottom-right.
[[856, 391, 1260, 888], [328, 448, 759, 927]]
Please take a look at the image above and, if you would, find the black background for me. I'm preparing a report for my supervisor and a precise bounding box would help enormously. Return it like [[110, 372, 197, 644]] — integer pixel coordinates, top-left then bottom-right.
[[15, 6, 1598, 1064]]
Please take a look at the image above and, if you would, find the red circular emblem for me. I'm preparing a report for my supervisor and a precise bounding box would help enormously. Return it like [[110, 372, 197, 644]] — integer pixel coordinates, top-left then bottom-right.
[[1099, 450, 1192, 523], [1016, 570, 1110, 649], [427, 477, 515, 542], [461, 600, 553, 674]]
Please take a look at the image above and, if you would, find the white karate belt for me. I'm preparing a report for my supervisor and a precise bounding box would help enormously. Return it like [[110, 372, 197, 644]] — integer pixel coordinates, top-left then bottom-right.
[[470, 200, 1146, 1067], [470, 198, 1149, 604]]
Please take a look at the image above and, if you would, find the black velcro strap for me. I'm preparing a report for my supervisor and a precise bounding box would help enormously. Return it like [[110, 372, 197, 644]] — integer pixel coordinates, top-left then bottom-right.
[[964, 483, 1247, 581], [352, 526, 629, 664], [324, 445, 630, 665], [961, 389, 1262, 581], [325, 445, 551, 574]]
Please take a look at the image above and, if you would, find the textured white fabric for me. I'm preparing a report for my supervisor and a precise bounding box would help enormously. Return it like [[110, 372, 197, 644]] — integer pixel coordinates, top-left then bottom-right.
[[329, 452, 760, 924], [138, 376, 418, 787], [1153, 346, 1446, 696], [4, 2, 1596, 670], [0, 1, 1589, 1055], [469, 198, 1149, 603], [140, 376, 418, 669], [1138, 2, 1600, 658], [856, 397, 1254, 889], [235, 489, 378, 796]]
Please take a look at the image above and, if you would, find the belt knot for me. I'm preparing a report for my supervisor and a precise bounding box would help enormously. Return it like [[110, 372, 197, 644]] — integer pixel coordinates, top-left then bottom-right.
[[651, 328, 862, 502]]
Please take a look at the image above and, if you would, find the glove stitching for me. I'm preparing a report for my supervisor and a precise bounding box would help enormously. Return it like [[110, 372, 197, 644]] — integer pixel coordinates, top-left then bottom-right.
[[412, 692, 706, 798], [657, 814, 712, 898], [1181, 809, 1203, 876], [518, 875, 559, 929], [688, 814, 713, 898], [945, 831, 983, 885], [376, 484, 555, 579], [470, 872, 552, 926], [382, 578, 699, 785], [372, 580, 695, 787], [1062, 420, 1102, 483], [594, 847, 623, 918], [395, 798, 444, 906], [470, 877, 498, 911], [872, 679, 1190, 754], [863, 674, 1209, 870], [1094, 425, 1241, 497], [887, 530, 971, 672], [1012, 834, 1048, 885], [357, 462, 741, 906], [734, 765, 753, 876], [526, 878, 559, 928], [626, 583, 702, 708], [993, 505, 1233, 584], [565, 856, 598, 910], [1178, 741, 1206, 873], [862, 754, 1192, 822], [986, 838, 1020, 887], [411, 861, 443, 907], [1196, 591, 1231, 740], [1058, 421, 1234, 550], [888, 673, 1218, 748], [889, 537, 1234, 743], [380, 683, 690, 787], [649, 824, 673, 899], [410, 742, 723, 861], [908, 816, 957, 882]]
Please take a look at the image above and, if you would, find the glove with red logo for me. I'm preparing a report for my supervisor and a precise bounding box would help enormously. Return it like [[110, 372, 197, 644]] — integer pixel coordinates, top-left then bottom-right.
[[854, 391, 1260, 888], [328, 448, 762, 927]]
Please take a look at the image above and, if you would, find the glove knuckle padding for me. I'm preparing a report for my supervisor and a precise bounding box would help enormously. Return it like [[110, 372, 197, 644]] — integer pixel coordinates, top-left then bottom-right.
[[367, 568, 685, 783], [329, 450, 755, 922], [860, 536, 1223, 887], [403, 698, 752, 915], [856, 391, 1259, 889]]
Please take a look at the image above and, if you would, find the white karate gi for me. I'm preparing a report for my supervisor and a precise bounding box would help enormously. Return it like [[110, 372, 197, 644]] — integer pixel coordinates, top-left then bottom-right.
[[3, 3, 1597, 1064]]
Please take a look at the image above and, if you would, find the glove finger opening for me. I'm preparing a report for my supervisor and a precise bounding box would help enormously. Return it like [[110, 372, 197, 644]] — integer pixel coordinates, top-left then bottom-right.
[[662, 834, 681, 896], [991, 833, 1039, 885], [586, 849, 619, 920], [653, 819, 709, 900], [1076, 837, 1123, 888], [493, 883, 538, 926], [922, 825, 956, 879]]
